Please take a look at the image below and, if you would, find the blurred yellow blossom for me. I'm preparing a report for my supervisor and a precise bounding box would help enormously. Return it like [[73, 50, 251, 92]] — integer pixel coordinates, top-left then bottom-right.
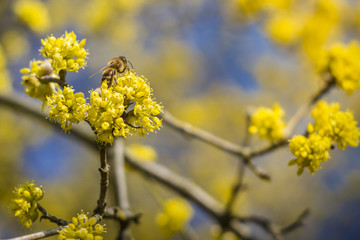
[[289, 133, 331, 175], [128, 144, 157, 162], [265, 13, 303, 45], [311, 101, 360, 150], [88, 71, 162, 145], [40, 31, 88, 74], [1, 30, 29, 61], [248, 103, 286, 142], [156, 198, 193, 236], [58, 211, 106, 240], [317, 41, 360, 94], [236, 0, 291, 15], [0, 45, 11, 92], [47, 86, 89, 132], [10, 181, 44, 228], [13, 0, 50, 33]]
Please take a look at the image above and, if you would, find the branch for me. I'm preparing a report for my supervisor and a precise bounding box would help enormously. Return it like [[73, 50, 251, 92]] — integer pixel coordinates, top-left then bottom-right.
[[2, 227, 62, 240], [37, 204, 68, 226], [94, 145, 110, 215], [160, 111, 248, 158], [160, 111, 269, 180], [281, 208, 310, 234]]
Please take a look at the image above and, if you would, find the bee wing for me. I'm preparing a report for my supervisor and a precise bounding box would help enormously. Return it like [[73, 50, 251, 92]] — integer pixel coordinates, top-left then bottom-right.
[[89, 65, 112, 78]]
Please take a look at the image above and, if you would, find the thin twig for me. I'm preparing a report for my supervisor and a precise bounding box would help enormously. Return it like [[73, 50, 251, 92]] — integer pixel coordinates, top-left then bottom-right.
[[37, 204, 68, 226], [160, 111, 248, 157], [160, 111, 269, 180], [281, 208, 310, 234], [94, 145, 110, 215], [105, 207, 142, 224], [223, 158, 246, 215], [283, 74, 335, 138]]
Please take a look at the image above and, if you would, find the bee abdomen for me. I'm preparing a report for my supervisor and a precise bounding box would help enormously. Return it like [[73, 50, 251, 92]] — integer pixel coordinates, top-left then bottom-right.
[[101, 68, 116, 87]]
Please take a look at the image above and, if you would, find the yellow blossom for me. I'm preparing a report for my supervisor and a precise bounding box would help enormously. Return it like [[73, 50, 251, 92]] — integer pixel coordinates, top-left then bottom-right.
[[40, 31, 88, 74], [311, 101, 360, 150], [47, 86, 89, 132], [21, 60, 58, 103], [13, 0, 50, 33], [58, 211, 106, 240], [156, 198, 193, 236], [289, 133, 331, 175], [10, 181, 44, 228], [317, 41, 360, 94], [87, 71, 162, 145], [248, 103, 286, 142]]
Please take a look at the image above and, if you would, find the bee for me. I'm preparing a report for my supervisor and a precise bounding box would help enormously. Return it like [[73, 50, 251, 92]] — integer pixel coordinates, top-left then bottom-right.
[[90, 56, 133, 87]]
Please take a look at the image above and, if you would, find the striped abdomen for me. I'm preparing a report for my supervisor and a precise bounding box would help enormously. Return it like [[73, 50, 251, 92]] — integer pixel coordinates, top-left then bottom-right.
[[101, 68, 116, 87]]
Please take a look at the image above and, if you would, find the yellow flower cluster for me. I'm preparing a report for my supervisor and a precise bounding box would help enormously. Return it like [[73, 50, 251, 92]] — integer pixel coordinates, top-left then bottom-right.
[[58, 212, 106, 240], [10, 181, 44, 228], [289, 134, 331, 175], [156, 198, 193, 236], [47, 86, 89, 132], [88, 71, 162, 145], [289, 101, 360, 175], [248, 103, 286, 142], [317, 41, 360, 94], [13, 0, 50, 33], [311, 101, 360, 150], [21, 60, 58, 103], [40, 31, 88, 74]]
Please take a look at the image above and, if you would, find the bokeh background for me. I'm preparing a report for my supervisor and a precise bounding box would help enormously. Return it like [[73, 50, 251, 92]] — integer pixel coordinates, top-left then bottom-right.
[[1, 0, 360, 239]]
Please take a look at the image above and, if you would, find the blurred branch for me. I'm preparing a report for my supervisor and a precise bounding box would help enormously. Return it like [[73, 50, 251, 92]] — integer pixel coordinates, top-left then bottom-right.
[[283, 74, 335, 138], [280, 209, 310, 234], [236, 208, 310, 240], [223, 158, 246, 217], [110, 139, 135, 240], [0, 92, 96, 148], [125, 149, 224, 218], [124, 151, 254, 240]]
